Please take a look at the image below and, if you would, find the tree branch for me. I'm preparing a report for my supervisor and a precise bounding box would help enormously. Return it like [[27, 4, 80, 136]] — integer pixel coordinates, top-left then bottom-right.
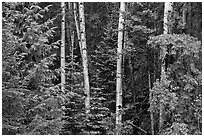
[[129, 122, 148, 134]]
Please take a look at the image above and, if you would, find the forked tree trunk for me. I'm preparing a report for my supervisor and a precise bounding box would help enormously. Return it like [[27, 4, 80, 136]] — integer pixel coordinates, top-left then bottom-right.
[[79, 2, 90, 115], [159, 2, 173, 132], [116, 2, 125, 135], [74, 2, 82, 56], [61, 2, 66, 93]]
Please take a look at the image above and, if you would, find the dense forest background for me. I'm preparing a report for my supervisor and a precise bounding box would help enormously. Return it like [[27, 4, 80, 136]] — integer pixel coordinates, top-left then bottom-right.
[[2, 2, 202, 135]]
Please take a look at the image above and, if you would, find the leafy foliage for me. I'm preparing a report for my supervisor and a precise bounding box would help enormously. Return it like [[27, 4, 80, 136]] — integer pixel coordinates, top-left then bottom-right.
[[2, 2, 65, 135], [2, 2, 202, 135], [148, 33, 202, 134]]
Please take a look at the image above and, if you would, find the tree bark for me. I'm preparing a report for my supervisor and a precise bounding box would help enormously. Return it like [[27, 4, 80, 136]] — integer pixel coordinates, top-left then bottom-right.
[[71, 31, 75, 92], [61, 2, 66, 93], [66, 2, 72, 55], [182, 3, 187, 34], [79, 2, 90, 115], [68, 2, 72, 10], [163, 2, 173, 35], [74, 2, 82, 56], [159, 2, 173, 132], [149, 70, 154, 135], [116, 2, 125, 135]]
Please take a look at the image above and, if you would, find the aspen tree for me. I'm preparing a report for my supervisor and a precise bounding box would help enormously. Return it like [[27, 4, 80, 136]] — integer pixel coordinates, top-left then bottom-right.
[[116, 2, 125, 135], [79, 2, 90, 114], [182, 3, 187, 33], [61, 2, 66, 93]]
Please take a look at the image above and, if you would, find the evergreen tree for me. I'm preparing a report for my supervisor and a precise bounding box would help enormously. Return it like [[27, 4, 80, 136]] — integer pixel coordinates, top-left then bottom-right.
[[2, 2, 202, 135]]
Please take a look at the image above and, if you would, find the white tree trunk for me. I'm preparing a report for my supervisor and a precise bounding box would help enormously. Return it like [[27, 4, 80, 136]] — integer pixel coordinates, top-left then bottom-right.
[[159, 2, 173, 132], [182, 3, 187, 31], [79, 2, 90, 114], [149, 71, 154, 135], [71, 31, 75, 92], [61, 2, 66, 93], [116, 2, 125, 135], [163, 2, 173, 35]]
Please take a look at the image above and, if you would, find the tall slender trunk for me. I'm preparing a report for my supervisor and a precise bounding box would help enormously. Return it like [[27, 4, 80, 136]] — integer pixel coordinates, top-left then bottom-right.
[[182, 3, 187, 34], [66, 2, 73, 55], [74, 2, 82, 56], [149, 70, 154, 135], [159, 2, 173, 132], [66, 3, 70, 55], [61, 2, 66, 93], [68, 2, 72, 10], [67, 2, 75, 92], [116, 2, 125, 135], [79, 2, 90, 115], [71, 31, 75, 92]]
